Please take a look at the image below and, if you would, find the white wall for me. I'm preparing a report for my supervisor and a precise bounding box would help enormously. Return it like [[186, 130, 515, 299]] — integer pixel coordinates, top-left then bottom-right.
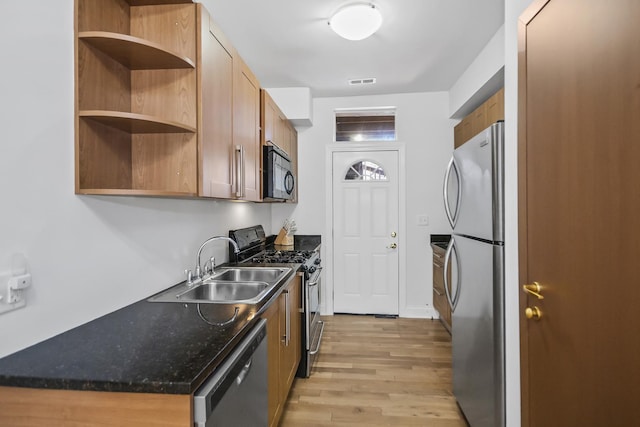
[[0, 1, 272, 358], [449, 25, 505, 119], [274, 93, 455, 317]]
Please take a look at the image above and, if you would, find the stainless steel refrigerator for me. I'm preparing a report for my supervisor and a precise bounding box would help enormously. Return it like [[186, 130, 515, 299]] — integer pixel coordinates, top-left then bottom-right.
[[443, 121, 505, 427]]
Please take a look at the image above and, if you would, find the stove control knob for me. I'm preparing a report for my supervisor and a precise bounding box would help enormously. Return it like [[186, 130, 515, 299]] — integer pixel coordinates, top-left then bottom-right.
[[308, 266, 317, 274], [314, 258, 321, 265]]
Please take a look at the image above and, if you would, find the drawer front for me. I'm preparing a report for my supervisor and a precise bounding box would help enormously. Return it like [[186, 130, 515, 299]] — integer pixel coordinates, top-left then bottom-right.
[[433, 254, 445, 292]]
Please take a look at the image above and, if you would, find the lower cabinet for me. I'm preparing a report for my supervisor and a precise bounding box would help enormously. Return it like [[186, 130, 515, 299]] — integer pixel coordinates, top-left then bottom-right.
[[263, 273, 302, 427], [432, 245, 452, 333], [0, 387, 191, 426]]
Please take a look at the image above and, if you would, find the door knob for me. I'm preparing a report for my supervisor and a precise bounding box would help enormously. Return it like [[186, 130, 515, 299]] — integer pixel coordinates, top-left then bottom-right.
[[522, 282, 544, 299], [525, 306, 542, 320], [389, 243, 397, 249]]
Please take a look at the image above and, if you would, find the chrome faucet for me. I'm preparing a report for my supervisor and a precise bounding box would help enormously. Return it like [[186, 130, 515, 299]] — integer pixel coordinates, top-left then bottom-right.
[[193, 236, 240, 281]]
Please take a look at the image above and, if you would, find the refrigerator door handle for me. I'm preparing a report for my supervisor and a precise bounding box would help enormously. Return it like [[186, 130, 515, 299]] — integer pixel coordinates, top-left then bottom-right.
[[443, 157, 462, 229], [444, 237, 462, 312]]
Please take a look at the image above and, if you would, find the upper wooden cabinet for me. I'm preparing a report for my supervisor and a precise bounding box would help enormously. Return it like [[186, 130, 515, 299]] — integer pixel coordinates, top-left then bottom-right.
[[260, 90, 299, 203], [75, 0, 262, 201], [453, 87, 504, 148], [198, 5, 261, 201], [233, 56, 262, 202], [261, 90, 291, 157], [75, 0, 199, 196]]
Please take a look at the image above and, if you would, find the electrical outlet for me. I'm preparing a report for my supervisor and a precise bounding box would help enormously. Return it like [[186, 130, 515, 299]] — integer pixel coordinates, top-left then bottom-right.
[[417, 215, 429, 226], [0, 271, 28, 315]]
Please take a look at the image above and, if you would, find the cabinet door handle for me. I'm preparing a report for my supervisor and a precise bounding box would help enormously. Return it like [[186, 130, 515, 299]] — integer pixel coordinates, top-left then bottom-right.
[[284, 290, 290, 346], [234, 145, 244, 198]]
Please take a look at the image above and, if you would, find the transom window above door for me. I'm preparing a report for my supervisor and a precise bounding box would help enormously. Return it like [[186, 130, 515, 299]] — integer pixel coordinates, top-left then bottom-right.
[[335, 107, 396, 142], [344, 160, 388, 181]]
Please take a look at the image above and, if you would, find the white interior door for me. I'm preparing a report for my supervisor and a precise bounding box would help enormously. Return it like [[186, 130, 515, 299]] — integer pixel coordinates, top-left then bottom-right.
[[332, 150, 399, 315]]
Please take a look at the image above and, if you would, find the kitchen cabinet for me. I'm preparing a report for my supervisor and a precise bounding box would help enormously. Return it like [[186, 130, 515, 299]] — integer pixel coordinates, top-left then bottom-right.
[[0, 387, 191, 426], [76, 0, 261, 201], [453, 87, 504, 148], [261, 89, 299, 203], [432, 244, 452, 333], [197, 4, 262, 201], [75, 0, 199, 196], [261, 89, 294, 157], [263, 273, 302, 427]]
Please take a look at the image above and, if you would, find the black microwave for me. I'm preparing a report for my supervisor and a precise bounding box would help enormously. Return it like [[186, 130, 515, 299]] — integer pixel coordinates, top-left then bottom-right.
[[263, 145, 295, 200]]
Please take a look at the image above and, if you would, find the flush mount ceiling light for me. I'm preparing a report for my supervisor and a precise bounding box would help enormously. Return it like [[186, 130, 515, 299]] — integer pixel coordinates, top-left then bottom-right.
[[329, 3, 383, 41]]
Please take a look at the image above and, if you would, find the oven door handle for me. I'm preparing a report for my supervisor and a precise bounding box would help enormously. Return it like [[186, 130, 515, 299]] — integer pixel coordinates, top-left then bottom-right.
[[309, 320, 325, 355], [308, 267, 323, 286]]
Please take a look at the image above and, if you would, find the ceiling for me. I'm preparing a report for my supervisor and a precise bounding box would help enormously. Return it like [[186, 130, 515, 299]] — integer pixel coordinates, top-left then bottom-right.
[[199, 0, 505, 98]]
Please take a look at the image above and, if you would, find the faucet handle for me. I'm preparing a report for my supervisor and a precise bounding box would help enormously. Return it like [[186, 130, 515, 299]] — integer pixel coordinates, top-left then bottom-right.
[[205, 256, 216, 275]]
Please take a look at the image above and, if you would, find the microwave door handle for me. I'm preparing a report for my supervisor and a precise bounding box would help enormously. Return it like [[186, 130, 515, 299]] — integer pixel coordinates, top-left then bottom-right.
[[235, 145, 244, 198], [285, 171, 295, 195]]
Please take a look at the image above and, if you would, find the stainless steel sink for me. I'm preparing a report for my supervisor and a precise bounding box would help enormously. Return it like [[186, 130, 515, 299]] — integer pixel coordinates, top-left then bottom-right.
[[147, 266, 291, 304], [211, 267, 287, 283], [177, 280, 270, 303]]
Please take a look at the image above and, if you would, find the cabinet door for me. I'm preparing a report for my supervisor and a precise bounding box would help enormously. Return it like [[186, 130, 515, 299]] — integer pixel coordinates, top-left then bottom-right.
[[279, 276, 301, 403], [471, 103, 487, 137], [454, 121, 465, 148], [262, 301, 281, 427], [261, 90, 275, 146], [485, 87, 505, 124], [278, 114, 291, 156], [461, 116, 473, 147], [233, 55, 261, 201], [432, 250, 451, 332], [199, 6, 233, 198]]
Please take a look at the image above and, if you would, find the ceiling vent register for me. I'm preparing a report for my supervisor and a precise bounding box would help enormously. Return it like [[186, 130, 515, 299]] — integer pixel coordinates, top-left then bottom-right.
[[348, 78, 376, 85]]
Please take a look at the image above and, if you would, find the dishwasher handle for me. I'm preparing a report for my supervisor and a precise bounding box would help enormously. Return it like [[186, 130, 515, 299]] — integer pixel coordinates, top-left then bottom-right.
[[235, 359, 252, 386]]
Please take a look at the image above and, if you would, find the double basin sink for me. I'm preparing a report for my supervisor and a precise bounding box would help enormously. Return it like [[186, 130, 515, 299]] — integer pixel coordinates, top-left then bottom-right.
[[148, 266, 291, 305]]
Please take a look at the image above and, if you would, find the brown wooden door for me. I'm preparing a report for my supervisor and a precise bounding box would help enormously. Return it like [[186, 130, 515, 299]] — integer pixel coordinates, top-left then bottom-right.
[[519, 1, 640, 426]]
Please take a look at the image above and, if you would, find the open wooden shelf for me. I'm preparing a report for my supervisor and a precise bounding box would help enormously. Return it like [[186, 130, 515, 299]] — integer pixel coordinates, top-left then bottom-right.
[[79, 32, 195, 70], [76, 188, 198, 197], [79, 110, 197, 134]]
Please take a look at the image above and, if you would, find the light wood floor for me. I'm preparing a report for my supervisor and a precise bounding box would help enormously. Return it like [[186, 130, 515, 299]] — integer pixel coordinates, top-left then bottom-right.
[[280, 315, 468, 426]]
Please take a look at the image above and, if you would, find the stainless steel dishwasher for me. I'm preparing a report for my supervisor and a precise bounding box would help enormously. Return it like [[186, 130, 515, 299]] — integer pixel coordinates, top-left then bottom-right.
[[193, 319, 268, 427]]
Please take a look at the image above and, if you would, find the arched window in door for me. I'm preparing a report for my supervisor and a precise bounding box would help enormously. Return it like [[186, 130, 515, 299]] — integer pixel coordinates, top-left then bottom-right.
[[344, 160, 388, 181]]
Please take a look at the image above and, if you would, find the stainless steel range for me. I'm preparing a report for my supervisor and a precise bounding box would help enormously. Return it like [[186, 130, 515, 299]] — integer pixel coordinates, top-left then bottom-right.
[[229, 225, 324, 378]]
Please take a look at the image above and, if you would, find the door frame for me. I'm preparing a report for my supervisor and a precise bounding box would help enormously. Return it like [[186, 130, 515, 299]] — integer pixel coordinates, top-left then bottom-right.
[[518, 2, 551, 426], [324, 142, 407, 316]]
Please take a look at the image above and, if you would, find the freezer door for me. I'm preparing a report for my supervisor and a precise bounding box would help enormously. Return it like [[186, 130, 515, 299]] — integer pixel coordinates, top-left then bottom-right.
[[451, 235, 505, 427], [452, 122, 504, 242]]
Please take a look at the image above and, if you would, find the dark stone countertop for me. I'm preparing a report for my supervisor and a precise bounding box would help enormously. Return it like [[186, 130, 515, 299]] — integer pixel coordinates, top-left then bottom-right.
[[0, 263, 299, 395]]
